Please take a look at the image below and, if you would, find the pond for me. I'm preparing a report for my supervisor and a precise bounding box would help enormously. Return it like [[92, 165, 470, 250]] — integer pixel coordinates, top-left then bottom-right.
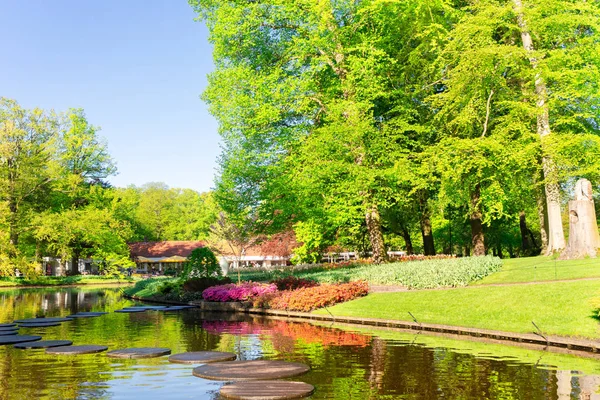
[[0, 286, 599, 399]]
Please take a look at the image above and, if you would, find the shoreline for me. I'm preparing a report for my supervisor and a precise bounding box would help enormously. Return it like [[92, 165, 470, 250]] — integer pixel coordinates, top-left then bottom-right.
[[125, 294, 600, 356], [0, 281, 135, 289]]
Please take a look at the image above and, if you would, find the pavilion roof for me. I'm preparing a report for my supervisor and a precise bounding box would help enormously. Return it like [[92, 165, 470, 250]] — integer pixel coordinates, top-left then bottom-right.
[[128, 241, 205, 258]]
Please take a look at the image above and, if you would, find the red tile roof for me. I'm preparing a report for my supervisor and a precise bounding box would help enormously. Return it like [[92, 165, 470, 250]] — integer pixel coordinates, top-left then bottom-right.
[[128, 241, 205, 258]]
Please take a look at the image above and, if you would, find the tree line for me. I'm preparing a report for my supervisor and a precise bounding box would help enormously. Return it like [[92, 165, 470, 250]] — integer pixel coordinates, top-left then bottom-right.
[[0, 98, 216, 276], [191, 0, 600, 262]]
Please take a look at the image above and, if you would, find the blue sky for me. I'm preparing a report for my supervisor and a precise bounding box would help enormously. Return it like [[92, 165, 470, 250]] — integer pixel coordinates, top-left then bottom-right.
[[0, 0, 219, 193]]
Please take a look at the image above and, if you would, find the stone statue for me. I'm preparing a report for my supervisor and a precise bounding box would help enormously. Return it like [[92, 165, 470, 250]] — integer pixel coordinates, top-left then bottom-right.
[[561, 178, 600, 259]]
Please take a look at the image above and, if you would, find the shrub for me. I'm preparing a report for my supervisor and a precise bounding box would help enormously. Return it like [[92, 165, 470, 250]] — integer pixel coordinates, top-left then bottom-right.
[[270, 276, 318, 291], [157, 279, 183, 295], [203, 282, 277, 302], [253, 281, 369, 312], [183, 247, 221, 279], [183, 276, 232, 293]]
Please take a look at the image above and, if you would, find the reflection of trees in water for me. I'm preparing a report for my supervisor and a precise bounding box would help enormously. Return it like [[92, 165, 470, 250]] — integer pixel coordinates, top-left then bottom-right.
[[2, 288, 600, 399]]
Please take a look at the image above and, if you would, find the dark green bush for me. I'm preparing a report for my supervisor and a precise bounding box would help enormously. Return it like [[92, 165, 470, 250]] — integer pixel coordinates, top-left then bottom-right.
[[183, 247, 220, 279], [183, 276, 232, 293]]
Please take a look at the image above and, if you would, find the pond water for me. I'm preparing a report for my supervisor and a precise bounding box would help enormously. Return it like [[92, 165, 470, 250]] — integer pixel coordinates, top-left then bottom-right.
[[0, 286, 599, 399]]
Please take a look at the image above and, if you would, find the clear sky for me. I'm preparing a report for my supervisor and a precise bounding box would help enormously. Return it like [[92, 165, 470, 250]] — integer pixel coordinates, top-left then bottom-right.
[[0, 0, 219, 193]]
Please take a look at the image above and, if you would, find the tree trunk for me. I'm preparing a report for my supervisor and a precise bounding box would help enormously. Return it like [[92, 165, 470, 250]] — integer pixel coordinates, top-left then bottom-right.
[[71, 252, 80, 275], [561, 179, 600, 259], [365, 205, 387, 264], [535, 180, 549, 253], [519, 211, 532, 254], [470, 185, 486, 256], [513, 0, 565, 254], [401, 226, 414, 255], [419, 196, 436, 256]]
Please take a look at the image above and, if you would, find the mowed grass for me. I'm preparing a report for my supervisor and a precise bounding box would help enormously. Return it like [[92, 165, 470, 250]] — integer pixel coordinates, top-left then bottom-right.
[[474, 256, 600, 285], [315, 279, 600, 338]]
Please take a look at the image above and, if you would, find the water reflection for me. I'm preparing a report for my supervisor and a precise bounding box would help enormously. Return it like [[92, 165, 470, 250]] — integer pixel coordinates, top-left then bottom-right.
[[0, 287, 599, 399]]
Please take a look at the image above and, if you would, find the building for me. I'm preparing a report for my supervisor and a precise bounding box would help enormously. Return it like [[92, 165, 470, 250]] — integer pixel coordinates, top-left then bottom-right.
[[215, 231, 297, 269], [128, 241, 205, 274]]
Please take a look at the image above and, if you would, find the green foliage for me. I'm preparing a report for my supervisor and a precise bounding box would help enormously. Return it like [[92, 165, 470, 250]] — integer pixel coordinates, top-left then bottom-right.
[[183, 247, 220, 279], [191, 0, 600, 261], [290, 220, 327, 265]]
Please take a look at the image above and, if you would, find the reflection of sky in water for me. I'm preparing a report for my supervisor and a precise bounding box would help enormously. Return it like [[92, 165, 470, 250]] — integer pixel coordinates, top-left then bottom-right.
[[1, 286, 600, 399]]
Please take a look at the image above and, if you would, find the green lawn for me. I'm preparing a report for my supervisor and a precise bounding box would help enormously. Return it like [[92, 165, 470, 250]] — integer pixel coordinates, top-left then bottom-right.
[[474, 256, 600, 285], [315, 279, 600, 339]]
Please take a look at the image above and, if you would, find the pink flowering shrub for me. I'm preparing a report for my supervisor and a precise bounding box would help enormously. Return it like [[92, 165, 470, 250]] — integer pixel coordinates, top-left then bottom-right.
[[202, 282, 277, 302]]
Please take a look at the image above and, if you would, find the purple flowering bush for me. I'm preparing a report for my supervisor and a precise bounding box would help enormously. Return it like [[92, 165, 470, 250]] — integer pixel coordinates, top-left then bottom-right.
[[202, 282, 277, 302]]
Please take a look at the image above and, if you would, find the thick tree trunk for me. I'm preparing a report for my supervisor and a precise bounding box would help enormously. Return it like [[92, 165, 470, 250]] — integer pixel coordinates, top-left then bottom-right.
[[519, 211, 532, 254], [535, 180, 549, 252], [365, 205, 387, 264], [419, 196, 436, 256], [470, 185, 486, 256], [71, 252, 80, 275], [513, 0, 565, 254], [561, 179, 600, 259], [401, 226, 414, 255]]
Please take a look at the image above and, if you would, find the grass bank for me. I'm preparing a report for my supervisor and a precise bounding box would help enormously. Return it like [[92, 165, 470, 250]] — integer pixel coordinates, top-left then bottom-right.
[[0, 275, 136, 288], [315, 278, 600, 339], [474, 256, 600, 285]]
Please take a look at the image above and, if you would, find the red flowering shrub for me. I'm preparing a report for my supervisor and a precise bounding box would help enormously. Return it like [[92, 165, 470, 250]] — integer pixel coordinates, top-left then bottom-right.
[[270, 276, 318, 291], [253, 281, 369, 312]]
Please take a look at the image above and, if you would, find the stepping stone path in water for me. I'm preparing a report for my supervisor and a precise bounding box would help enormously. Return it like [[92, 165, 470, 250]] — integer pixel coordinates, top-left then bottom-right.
[[168, 351, 237, 364], [193, 360, 311, 381], [14, 317, 72, 324], [0, 330, 19, 336], [46, 345, 108, 355], [220, 381, 315, 400], [0, 335, 42, 345], [14, 340, 73, 349], [18, 322, 61, 328], [106, 347, 171, 359]]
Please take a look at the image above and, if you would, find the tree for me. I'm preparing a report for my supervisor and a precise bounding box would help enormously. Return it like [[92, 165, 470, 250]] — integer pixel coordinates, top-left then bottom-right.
[[209, 211, 263, 283], [33, 205, 132, 274], [0, 98, 59, 251]]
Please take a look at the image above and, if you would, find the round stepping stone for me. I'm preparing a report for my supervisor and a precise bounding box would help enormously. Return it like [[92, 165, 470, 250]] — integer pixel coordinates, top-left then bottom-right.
[[0, 323, 16, 328], [14, 317, 72, 324], [14, 340, 73, 349], [0, 330, 19, 336], [161, 306, 186, 312], [0, 326, 18, 331], [0, 335, 42, 345], [193, 360, 310, 381], [220, 381, 315, 400], [115, 309, 145, 313], [46, 345, 108, 355], [66, 314, 100, 318], [169, 351, 237, 364], [18, 322, 61, 328], [78, 311, 108, 315], [106, 347, 171, 359]]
